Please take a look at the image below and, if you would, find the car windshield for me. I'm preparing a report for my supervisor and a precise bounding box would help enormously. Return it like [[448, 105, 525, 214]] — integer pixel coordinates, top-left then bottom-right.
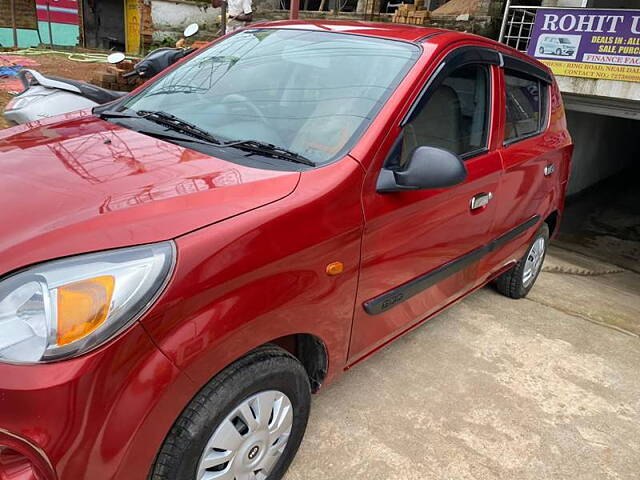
[[559, 38, 571, 44], [122, 29, 420, 165]]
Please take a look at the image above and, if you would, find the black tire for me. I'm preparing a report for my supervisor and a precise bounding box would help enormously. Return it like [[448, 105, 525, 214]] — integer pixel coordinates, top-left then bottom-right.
[[493, 223, 549, 299], [555, 48, 562, 56], [150, 345, 311, 480]]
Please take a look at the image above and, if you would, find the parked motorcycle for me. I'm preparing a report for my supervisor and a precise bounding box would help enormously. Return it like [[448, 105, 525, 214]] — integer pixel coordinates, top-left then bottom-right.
[[3, 24, 200, 126]]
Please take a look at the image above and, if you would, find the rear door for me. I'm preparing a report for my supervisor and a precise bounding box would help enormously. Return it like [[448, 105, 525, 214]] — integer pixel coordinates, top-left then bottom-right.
[[485, 57, 559, 269], [348, 47, 504, 363]]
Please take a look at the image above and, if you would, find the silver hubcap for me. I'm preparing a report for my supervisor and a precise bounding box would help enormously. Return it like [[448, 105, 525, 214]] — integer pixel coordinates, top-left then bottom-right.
[[523, 237, 545, 287], [196, 390, 293, 480]]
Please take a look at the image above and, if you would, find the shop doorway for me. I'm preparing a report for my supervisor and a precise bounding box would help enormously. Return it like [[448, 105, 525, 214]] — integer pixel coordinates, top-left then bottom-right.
[[556, 110, 640, 273], [82, 0, 125, 50]]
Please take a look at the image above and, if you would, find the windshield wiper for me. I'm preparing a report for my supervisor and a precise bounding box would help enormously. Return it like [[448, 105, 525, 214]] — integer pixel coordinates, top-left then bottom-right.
[[223, 139, 315, 166], [97, 109, 139, 120], [135, 129, 212, 145], [137, 110, 222, 145], [99, 109, 314, 166], [98, 110, 212, 145]]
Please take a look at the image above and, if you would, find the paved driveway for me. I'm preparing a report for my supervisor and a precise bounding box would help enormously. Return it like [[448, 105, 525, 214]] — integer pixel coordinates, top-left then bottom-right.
[[285, 246, 640, 480]]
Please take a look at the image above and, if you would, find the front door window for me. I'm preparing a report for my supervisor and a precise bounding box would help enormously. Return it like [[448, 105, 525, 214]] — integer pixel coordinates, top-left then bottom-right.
[[400, 64, 491, 166]]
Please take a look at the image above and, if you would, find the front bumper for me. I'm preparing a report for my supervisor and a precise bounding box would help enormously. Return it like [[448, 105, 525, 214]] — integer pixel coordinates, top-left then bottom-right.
[[0, 323, 193, 480], [0, 430, 54, 480]]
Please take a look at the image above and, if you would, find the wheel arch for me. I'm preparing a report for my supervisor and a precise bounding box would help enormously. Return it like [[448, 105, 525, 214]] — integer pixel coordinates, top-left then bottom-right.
[[265, 333, 329, 393], [544, 210, 560, 238], [122, 331, 331, 479], [179, 329, 333, 396]]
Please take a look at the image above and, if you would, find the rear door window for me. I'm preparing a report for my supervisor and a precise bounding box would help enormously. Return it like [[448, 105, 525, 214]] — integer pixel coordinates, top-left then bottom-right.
[[504, 70, 547, 143]]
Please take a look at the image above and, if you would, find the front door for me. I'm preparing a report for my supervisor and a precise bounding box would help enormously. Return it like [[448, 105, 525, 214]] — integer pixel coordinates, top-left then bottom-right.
[[348, 52, 503, 363]]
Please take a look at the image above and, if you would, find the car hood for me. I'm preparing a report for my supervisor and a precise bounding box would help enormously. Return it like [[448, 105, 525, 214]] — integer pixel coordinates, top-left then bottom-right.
[[0, 115, 300, 276]]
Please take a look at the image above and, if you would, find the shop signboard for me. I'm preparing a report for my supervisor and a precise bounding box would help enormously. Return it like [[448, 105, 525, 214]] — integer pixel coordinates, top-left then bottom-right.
[[527, 8, 640, 83]]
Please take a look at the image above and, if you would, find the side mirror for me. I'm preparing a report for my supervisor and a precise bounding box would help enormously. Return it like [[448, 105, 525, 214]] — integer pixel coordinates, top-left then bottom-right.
[[107, 52, 126, 64], [184, 23, 199, 38], [377, 146, 467, 193]]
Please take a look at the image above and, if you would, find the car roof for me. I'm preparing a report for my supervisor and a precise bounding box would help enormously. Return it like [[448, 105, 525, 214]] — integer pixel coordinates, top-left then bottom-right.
[[245, 20, 553, 78], [248, 19, 445, 43]]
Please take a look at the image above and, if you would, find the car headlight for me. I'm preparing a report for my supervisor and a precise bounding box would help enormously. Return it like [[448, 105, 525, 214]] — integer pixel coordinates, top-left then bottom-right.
[[0, 241, 175, 364], [5, 94, 46, 111]]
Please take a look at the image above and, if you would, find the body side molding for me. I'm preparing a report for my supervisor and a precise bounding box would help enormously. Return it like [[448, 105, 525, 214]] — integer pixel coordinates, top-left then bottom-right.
[[363, 215, 540, 315]]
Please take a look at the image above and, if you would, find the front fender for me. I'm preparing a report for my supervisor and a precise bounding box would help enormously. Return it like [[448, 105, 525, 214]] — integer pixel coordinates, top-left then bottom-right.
[[141, 157, 365, 391]]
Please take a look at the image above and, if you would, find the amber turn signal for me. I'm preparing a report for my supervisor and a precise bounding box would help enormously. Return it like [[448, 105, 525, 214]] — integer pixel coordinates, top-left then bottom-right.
[[57, 276, 115, 346], [326, 261, 344, 276]]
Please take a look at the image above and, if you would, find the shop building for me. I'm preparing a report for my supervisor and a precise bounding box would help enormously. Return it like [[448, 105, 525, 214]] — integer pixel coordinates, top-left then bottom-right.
[[500, 0, 640, 194], [500, 0, 639, 270], [1, 0, 220, 53]]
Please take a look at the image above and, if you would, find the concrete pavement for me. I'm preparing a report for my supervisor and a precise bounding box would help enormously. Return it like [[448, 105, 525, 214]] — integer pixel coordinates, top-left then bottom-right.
[[285, 246, 640, 480]]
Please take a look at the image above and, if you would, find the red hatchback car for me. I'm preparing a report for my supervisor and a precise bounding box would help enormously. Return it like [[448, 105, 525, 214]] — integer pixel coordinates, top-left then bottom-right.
[[0, 21, 572, 480]]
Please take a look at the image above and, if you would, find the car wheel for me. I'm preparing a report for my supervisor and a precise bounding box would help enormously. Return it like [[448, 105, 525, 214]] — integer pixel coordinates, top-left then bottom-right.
[[150, 345, 311, 480], [493, 223, 549, 299], [555, 48, 562, 55], [539, 46, 544, 54]]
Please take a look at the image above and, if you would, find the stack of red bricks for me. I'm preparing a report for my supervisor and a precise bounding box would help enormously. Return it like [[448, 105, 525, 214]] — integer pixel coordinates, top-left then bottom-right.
[[91, 60, 142, 92]]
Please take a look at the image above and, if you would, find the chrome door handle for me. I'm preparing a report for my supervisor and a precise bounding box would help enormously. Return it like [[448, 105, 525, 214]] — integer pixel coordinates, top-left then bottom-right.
[[544, 164, 555, 176], [470, 192, 493, 210]]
